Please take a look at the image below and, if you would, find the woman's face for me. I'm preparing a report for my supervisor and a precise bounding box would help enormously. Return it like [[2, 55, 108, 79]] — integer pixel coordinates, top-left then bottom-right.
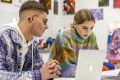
[[74, 21, 95, 39]]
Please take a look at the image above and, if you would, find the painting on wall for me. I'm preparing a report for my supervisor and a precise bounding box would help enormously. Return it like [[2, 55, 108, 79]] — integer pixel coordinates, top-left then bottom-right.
[[99, 0, 109, 7], [90, 8, 104, 20], [1, 0, 12, 3], [53, 0, 58, 15], [63, 0, 75, 15], [114, 0, 120, 8], [39, 0, 51, 10]]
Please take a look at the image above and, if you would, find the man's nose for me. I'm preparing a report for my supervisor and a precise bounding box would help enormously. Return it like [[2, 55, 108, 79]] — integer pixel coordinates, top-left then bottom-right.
[[45, 24, 48, 29]]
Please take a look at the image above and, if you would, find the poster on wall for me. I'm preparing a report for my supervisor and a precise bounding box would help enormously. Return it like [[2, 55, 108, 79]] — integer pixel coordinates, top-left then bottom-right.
[[39, 0, 51, 10], [99, 0, 109, 7], [1, 0, 12, 3], [63, 0, 75, 15], [114, 0, 120, 8], [53, 0, 58, 15], [90, 8, 103, 20]]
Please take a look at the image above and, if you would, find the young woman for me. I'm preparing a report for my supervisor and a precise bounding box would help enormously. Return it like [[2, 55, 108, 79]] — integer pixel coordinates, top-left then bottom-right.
[[49, 9, 99, 77], [50, 8, 115, 77]]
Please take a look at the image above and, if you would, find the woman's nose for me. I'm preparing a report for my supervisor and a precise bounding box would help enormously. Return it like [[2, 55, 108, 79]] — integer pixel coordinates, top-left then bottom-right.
[[86, 29, 91, 34]]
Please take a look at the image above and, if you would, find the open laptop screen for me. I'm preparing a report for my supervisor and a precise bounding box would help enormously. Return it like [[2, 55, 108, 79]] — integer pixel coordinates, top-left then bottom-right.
[[75, 50, 106, 80]]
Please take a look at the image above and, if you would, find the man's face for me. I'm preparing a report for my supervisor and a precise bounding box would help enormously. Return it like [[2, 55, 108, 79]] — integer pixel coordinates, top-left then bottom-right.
[[74, 21, 95, 39], [31, 12, 48, 37]]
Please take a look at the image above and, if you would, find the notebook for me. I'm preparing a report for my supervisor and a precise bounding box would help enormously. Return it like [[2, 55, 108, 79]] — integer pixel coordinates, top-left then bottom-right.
[[75, 50, 106, 80]]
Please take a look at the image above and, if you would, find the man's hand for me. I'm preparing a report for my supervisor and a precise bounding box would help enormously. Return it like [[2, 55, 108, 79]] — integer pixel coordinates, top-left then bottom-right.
[[40, 60, 61, 80]]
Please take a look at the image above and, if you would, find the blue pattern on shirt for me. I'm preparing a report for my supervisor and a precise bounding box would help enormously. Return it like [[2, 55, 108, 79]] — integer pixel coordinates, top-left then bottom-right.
[[0, 28, 44, 80]]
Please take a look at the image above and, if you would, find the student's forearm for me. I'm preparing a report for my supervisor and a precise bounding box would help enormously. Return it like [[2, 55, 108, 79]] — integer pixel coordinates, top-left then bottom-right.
[[0, 70, 41, 80]]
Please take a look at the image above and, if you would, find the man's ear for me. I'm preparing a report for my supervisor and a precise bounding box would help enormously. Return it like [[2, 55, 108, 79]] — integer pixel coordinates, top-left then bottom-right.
[[28, 16, 33, 23]]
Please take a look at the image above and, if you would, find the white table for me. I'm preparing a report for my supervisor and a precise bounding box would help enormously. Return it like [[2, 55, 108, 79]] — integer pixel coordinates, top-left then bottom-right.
[[54, 69, 120, 80]]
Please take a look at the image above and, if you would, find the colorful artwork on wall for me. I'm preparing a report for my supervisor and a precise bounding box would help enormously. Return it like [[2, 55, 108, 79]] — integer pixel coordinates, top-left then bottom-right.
[[39, 0, 51, 10], [114, 0, 120, 8], [99, 0, 109, 7], [1, 0, 12, 3], [90, 8, 104, 20], [53, 0, 58, 15], [63, 0, 75, 15]]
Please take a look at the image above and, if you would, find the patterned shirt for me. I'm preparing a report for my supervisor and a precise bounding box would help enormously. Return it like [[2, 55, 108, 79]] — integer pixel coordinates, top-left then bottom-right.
[[0, 23, 44, 80], [50, 27, 98, 77]]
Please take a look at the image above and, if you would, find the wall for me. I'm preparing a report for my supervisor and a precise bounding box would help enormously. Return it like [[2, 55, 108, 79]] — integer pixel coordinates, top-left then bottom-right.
[[0, 0, 120, 51], [0, 3, 19, 25]]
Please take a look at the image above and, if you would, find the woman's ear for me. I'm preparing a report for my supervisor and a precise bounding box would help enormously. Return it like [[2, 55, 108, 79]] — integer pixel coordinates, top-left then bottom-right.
[[73, 21, 77, 28]]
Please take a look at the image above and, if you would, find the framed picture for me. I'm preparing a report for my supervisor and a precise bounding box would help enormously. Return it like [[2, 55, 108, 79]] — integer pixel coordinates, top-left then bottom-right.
[[114, 0, 120, 8], [63, 0, 75, 15], [39, 0, 51, 10], [53, 0, 58, 15], [1, 0, 12, 3], [90, 8, 104, 20], [99, 0, 109, 7]]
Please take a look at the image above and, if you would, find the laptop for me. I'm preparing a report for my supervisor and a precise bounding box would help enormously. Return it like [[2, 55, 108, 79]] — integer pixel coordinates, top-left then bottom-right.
[[75, 50, 106, 80]]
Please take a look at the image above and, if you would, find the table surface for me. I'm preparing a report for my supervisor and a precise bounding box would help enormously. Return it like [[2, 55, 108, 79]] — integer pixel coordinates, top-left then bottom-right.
[[54, 77, 115, 80], [54, 69, 120, 80]]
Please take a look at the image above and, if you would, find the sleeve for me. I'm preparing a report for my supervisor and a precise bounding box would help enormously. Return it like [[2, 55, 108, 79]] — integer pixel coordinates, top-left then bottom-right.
[[32, 44, 44, 80], [49, 32, 77, 77], [32, 70, 41, 80], [49, 34, 62, 59], [0, 70, 32, 80], [49, 31, 74, 59], [0, 33, 42, 80], [0, 70, 41, 80]]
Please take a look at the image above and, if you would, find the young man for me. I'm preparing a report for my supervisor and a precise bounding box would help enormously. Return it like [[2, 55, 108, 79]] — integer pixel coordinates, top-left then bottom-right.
[[0, 1, 60, 80]]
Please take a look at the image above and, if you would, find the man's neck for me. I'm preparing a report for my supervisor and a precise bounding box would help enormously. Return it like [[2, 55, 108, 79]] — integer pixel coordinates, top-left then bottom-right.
[[18, 21, 33, 42]]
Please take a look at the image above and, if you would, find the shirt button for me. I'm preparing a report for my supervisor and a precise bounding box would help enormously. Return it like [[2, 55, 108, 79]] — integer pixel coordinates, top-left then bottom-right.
[[20, 53, 22, 56], [18, 65, 20, 69]]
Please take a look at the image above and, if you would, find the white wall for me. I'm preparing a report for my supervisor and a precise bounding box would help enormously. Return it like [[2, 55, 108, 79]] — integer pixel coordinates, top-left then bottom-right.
[[0, 3, 19, 25], [0, 0, 120, 51]]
